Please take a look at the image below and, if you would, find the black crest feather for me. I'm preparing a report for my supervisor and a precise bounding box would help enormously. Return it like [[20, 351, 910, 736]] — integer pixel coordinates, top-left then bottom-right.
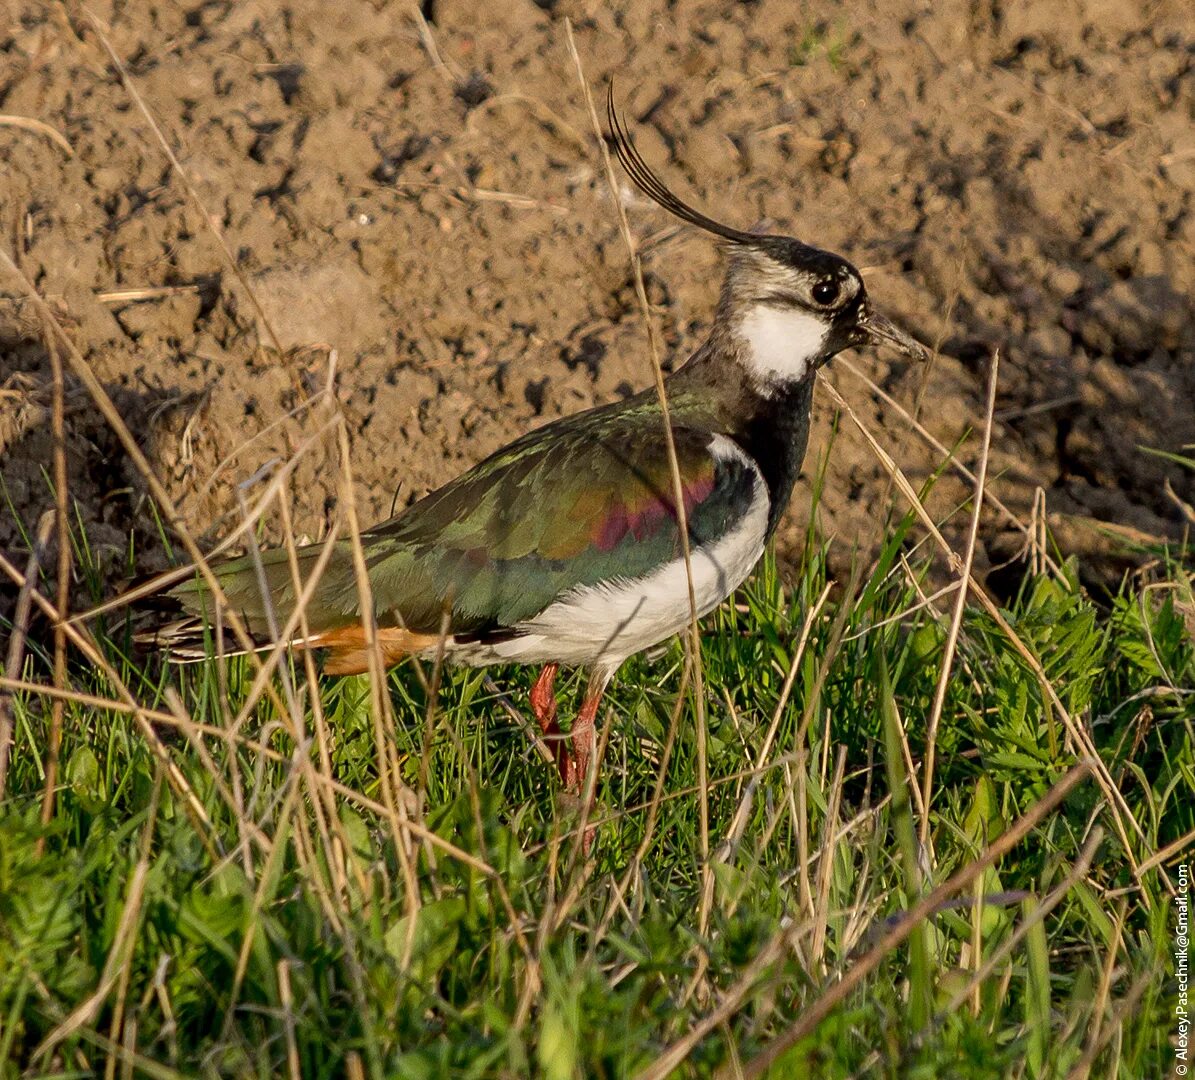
[[606, 82, 757, 245]]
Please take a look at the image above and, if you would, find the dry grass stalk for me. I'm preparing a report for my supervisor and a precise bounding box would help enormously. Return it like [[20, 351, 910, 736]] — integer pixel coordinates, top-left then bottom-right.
[[409, 1, 459, 81], [96, 284, 201, 304], [809, 746, 848, 971], [886, 685, 927, 822], [469, 187, 570, 213], [464, 92, 591, 154], [1063, 971, 1153, 1080], [220, 780, 303, 1041], [329, 392, 428, 956], [0, 113, 74, 155], [816, 375, 1147, 886], [276, 489, 359, 908], [1072, 901, 1129, 1080], [224, 512, 345, 736], [564, 23, 713, 936], [0, 250, 301, 733], [724, 763, 1093, 1080], [278, 959, 300, 1080], [919, 350, 1000, 849], [83, 12, 298, 387], [636, 921, 817, 1080], [938, 826, 1103, 1020], [849, 825, 1106, 1076], [0, 659, 500, 874], [841, 579, 961, 642], [482, 675, 558, 767], [718, 582, 834, 860], [786, 566, 863, 923], [0, 547, 219, 859], [589, 659, 694, 947], [0, 511, 55, 798], [34, 770, 162, 1060], [837, 354, 1064, 579], [1137, 824, 1195, 875], [39, 323, 72, 841]]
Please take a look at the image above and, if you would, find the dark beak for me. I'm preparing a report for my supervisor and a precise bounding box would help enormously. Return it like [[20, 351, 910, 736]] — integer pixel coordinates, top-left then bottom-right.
[[855, 305, 930, 362]]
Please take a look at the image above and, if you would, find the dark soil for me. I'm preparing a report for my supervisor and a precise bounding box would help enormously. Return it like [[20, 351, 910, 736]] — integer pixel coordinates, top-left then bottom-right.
[[2, 0, 1193, 603]]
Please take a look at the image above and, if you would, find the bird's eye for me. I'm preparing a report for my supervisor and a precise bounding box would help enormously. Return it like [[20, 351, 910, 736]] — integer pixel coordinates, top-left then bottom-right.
[[811, 279, 840, 306]]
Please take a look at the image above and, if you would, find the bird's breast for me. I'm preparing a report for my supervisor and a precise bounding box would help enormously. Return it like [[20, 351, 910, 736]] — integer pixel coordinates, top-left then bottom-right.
[[490, 454, 771, 670]]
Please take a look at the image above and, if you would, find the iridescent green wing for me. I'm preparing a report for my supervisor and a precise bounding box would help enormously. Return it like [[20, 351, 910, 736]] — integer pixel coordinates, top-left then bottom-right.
[[174, 414, 760, 639]]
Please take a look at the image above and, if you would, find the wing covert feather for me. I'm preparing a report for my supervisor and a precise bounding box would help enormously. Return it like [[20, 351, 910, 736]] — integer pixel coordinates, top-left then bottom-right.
[[173, 417, 761, 640]]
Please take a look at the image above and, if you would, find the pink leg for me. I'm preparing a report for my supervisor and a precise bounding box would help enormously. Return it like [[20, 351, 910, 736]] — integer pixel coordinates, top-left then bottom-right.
[[530, 663, 559, 735], [565, 676, 610, 855], [529, 663, 567, 783], [563, 683, 603, 794]]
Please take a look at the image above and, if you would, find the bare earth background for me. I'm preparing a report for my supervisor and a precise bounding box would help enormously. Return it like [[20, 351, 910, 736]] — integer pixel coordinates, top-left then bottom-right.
[[1, 0, 1192, 599]]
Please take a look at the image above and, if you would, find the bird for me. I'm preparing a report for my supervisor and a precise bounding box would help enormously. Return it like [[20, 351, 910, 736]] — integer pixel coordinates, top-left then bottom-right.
[[141, 92, 928, 797]]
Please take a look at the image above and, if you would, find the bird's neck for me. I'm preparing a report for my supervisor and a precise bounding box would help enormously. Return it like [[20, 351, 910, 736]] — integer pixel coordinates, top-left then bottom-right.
[[665, 327, 817, 537]]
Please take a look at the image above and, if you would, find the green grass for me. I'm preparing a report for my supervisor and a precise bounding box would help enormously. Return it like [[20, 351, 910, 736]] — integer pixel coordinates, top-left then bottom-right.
[[1, 492, 1192, 1078]]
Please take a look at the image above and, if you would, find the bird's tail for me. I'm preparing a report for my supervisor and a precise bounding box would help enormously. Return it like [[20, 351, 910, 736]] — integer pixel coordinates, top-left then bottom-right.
[[133, 614, 437, 674], [133, 614, 230, 662], [130, 532, 447, 675]]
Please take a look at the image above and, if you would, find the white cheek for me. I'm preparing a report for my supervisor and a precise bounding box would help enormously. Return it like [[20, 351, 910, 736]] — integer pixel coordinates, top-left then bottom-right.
[[739, 305, 827, 385]]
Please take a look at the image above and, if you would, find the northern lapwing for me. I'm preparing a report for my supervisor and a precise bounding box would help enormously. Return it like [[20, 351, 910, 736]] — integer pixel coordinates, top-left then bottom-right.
[[143, 93, 928, 796]]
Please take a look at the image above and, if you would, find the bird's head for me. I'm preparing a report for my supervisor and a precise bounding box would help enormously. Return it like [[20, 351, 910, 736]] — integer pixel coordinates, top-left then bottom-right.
[[607, 90, 928, 393]]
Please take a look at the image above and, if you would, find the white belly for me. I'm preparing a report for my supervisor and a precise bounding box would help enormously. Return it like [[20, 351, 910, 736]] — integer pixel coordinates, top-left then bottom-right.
[[439, 438, 770, 674]]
